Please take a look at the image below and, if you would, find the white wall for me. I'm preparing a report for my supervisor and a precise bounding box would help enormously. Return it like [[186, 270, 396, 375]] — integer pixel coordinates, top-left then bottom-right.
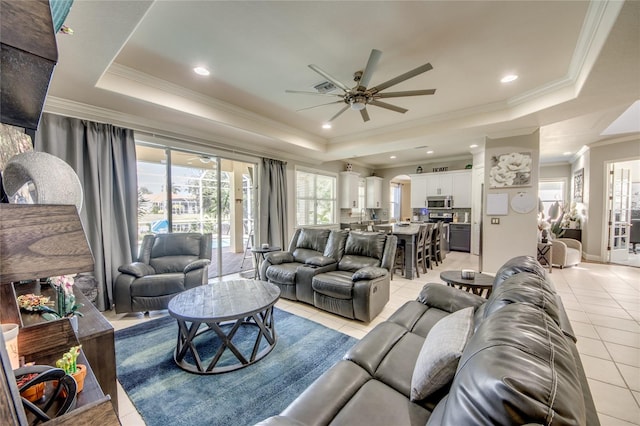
[[482, 130, 540, 273], [580, 137, 640, 261]]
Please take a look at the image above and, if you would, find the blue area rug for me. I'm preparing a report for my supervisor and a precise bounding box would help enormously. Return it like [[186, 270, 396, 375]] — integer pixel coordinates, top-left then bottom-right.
[[115, 308, 357, 426]]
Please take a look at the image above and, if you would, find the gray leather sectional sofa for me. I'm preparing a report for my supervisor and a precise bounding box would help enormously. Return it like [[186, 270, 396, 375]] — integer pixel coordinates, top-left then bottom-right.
[[257, 256, 599, 426], [260, 228, 397, 322]]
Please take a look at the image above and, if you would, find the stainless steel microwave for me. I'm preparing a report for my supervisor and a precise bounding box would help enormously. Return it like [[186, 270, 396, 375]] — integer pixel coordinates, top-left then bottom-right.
[[427, 196, 453, 209]]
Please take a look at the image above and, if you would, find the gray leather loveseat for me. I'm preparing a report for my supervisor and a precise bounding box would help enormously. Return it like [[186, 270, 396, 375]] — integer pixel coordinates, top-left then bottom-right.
[[260, 228, 397, 322], [257, 256, 599, 426]]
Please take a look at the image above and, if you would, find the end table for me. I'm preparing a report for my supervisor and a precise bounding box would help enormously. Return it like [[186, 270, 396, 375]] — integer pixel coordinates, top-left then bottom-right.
[[537, 242, 553, 273], [250, 246, 281, 278]]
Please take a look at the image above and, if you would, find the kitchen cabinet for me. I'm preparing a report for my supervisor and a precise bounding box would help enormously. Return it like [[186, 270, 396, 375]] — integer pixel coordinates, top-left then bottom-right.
[[340, 171, 360, 209], [449, 223, 471, 252], [411, 170, 472, 208], [366, 176, 383, 208], [410, 174, 428, 208], [451, 170, 472, 208], [425, 173, 453, 197]]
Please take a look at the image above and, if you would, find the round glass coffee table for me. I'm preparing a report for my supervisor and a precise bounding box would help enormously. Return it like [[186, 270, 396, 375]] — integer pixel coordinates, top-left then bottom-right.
[[439, 270, 494, 298], [168, 279, 280, 374]]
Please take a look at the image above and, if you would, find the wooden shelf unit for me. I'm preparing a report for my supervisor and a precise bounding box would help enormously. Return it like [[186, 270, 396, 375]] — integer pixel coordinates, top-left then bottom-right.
[[0, 204, 120, 425]]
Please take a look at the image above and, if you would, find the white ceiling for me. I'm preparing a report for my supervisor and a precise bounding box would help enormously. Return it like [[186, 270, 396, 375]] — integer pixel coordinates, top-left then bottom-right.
[[45, 0, 640, 169]]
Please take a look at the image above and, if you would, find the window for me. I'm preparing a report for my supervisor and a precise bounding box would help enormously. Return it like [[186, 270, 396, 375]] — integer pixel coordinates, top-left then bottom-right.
[[538, 180, 566, 222], [296, 169, 337, 226], [390, 183, 401, 221]]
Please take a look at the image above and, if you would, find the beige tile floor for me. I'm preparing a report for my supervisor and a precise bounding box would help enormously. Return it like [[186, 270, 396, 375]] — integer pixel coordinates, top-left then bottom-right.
[[104, 252, 640, 426]]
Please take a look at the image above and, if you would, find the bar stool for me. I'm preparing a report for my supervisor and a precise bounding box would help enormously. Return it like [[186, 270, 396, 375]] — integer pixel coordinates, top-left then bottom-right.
[[414, 224, 429, 277], [431, 221, 442, 267]]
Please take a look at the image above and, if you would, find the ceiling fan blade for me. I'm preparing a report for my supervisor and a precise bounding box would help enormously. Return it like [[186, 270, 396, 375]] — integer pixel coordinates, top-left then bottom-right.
[[285, 90, 343, 98], [308, 64, 351, 92], [371, 62, 433, 93], [357, 49, 382, 90], [376, 89, 436, 98], [328, 105, 350, 122], [296, 100, 344, 112], [369, 100, 408, 114], [360, 108, 370, 122]]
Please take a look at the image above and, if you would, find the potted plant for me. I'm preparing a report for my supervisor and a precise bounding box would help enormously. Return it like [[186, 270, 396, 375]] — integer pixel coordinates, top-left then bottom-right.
[[55, 345, 86, 394], [41, 275, 83, 331]]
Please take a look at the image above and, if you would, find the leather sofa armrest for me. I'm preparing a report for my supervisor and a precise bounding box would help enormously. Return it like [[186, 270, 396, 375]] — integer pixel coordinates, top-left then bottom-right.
[[254, 416, 307, 426], [352, 266, 387, 282], [305, 256, 336, 267], [118, 262, 155, 278], [264, 251, 294, 265], [184, 259, 211, 273], [417, 283, 485, 313]]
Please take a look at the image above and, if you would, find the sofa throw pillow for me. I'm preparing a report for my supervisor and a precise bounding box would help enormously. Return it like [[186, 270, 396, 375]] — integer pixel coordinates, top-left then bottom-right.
[[410, 306, 474, 401]]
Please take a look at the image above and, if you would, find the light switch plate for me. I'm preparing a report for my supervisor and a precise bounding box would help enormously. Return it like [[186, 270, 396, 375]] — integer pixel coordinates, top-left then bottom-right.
[[491, 218, 500, 224]]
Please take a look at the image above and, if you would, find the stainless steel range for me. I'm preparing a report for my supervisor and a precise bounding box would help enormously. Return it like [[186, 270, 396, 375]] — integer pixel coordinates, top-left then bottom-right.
[[428, 212, 453, 223]]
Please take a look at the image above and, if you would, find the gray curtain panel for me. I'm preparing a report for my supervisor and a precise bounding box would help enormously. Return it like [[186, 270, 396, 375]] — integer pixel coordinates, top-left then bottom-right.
[[259, 158, 288, 249], [35, 113, 138, 311]]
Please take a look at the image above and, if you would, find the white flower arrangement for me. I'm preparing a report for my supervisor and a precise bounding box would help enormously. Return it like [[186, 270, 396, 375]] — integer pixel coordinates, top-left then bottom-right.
[[561, 202, 582, 229]]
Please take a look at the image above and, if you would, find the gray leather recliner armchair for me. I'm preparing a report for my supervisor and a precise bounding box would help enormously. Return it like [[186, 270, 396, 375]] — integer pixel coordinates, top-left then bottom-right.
[[114, 233, 212, 313], [312, 231, 397, 322]]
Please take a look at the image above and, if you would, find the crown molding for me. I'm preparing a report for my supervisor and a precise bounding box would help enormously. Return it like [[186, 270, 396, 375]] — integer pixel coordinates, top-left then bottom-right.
[[99, 63, 327, 146]]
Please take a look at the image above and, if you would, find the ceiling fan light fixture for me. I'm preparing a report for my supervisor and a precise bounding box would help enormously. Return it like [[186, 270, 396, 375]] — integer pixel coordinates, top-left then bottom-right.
[[350, 101, 366, 111]]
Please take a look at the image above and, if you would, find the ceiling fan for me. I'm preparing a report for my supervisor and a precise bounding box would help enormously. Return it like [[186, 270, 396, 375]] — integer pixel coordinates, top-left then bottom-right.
[[286, 49, 436, 123]]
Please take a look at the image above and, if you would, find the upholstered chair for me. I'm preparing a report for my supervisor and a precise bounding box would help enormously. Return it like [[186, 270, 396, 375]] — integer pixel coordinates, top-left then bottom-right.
[[551, 238, 582, 268], [114, 233, 212, 313]]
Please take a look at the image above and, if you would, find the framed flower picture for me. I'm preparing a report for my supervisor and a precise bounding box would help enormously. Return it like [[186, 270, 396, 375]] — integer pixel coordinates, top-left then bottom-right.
[[489, 152, 532, 188], [574, 168, 584, 202]]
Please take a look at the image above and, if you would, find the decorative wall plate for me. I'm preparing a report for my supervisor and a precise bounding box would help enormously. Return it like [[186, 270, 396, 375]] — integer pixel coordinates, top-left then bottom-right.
[[510, 192, 537, 214]]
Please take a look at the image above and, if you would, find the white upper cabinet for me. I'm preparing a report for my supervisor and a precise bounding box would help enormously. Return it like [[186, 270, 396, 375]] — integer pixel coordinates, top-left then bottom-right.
[[410, 174, 428, 208], [451, 170, 472, 208], [425, 173, 453, 196], [340, 171, 360, 209], [410, 170, 472, 208], [366, 176, 383, 208]]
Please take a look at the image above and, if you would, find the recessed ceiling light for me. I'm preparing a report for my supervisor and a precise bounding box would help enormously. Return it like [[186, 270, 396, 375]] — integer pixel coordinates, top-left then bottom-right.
[[469, 144, 478, 148], [390, 155, 397, 159], [501, 74, 518, 83], [322, 123, 332, 129], [193, 66, 210, 76], [426, 150, 434, 154], [563, 151, 572, 156]]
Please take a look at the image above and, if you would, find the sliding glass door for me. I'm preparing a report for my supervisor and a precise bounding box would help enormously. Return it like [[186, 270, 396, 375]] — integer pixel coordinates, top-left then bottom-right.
[[136, 144, 256, 278]]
